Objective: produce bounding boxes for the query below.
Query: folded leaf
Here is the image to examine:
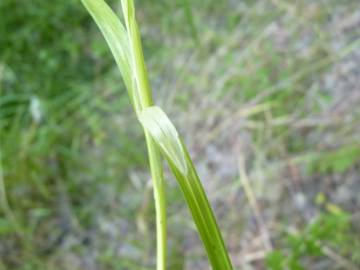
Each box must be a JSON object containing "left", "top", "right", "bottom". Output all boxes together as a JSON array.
[
  {"left": 139, "top": 106, "right": 187, "bottom": 175},
  {"left": 140, "top": 106, "right": 233, "bottom": 270}
]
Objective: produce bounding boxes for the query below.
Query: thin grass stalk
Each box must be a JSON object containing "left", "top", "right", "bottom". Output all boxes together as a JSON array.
[
  {"left": 182, "top": 0, "right": 198, "bottom": 43},
  {"left": 82, "top": 0, "right": 234, "bottom": 269},
  {"left": 0, "top": 150, "right": 23, "bottom": 238},
  {"left": 81, "top": 0, "right": 167, "bottom": 269},
  {"left": 144, "top": 134, "right": 167, "bottom": 270},
  {"left": 120, "top": 1, "right": 167, "bottom": 268}
]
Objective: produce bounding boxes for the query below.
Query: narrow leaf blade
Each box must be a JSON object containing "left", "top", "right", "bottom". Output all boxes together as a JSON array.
[
  {"left": 139, "top": 106, "right": 187, "bottom": 175},
  {"left": 81, "top": 0, "right": 139, "bottom": 109},
  {"left": 140, "top": 106, "right": 233, "bottom": 270}
]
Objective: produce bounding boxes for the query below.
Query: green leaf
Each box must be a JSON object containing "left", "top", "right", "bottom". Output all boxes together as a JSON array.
[
  {"left": 81, "top": 0, "right": 140, "bottom": 111},
  {"left": 81, "top": 2, "right": 167, "bottom": 270},
  {"left": 139, "top": 107, "right": 187, "bottom": 174},
  {"left": 82, "top": 1, "right": 233, "bottom": 269},
  {"left": 181, "top": 0, "right": 198, "bottom": 43},
  {"left": 121, "top": 0, "right": 153, "bottom": 110},
  {"left": 140, "top": 106, "right": 233, "bottom": 270}
]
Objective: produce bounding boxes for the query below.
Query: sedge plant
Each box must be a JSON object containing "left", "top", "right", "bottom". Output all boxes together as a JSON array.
[{"left": 81, "top": 0, "right": 233, "bottom": 269}]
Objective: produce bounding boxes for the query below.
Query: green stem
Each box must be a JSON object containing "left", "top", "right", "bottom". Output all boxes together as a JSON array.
[
  {"left": 145, "top": 134, "right": 167, "bottom": 270},
  {"left": 0, "top": 151, "right": 22, "bottom": 238},
  {"left": 121, "top": 1, "right": 167, "bottom": 269},
  {"left": 81, "top": 0, "right": 168, "bottom": 268}
]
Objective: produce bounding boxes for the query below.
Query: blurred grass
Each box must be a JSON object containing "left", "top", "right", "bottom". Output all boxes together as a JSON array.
[
  {"left": 1, "top": 0, "right": 147, "bottom": 268},
  {"left": 1, "top": 0, "right": 360, "bottom": 269}
]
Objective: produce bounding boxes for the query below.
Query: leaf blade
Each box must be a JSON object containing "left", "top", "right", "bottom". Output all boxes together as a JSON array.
[
  {"left": 81, "top": 2, "right": 167, "bottom": 269},
  {"left": 140, "top": 106, "right": 233, "bottom": 270},
  {"left": 139, "top": 106, "right": 187, "bottom": 175},
  {"left": 81, "top": 0, "right": 139, "bottom": 110}
]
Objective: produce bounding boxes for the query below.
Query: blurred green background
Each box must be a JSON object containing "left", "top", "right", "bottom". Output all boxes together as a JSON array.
[{"left": 1, "top": 0, "right": 360, "bottom": 269}]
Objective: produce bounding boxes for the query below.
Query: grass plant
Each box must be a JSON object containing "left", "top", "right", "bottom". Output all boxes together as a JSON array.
[
  {"left": 81, "top": 0, "right": 233, "bottom": 269},
  {"left": 2, "top": 0, "right": 359, "bottom": 268}
]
